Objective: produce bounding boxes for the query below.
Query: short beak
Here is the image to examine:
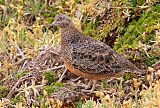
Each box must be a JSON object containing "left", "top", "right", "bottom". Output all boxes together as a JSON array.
[
  {"left": 51, "top": 21, "right": 58, "bottom": 26},
  {"left": 49, "top": 21, "right": 58, "bottom": 29}
]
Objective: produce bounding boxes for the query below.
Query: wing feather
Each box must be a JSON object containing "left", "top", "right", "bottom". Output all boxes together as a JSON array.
[{"left": 70, "top": 40, "right": 124, "bottom": 74}]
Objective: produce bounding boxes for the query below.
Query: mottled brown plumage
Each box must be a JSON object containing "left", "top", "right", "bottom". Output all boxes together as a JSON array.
[{"left": 52, "top": 14, "right": 145, "bottom": 92}]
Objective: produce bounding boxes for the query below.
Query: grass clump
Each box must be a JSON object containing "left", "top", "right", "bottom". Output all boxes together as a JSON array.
[
  {"left": 14, "top": 70, "right": 29, "bottom": 79},
  {"left": 113, "top": 4, "right": 160, "bottom": 65},
  {"left": 10, "top": 95, "right": 25, "bottom": 105},
  {"left": 0, "top": 86, "right": 8, "bottom": 98},
  {"left": 44, "top": 82, "right": 64, "bottom": 95},
  {"left": 114, "top": 4, "right": 160, "bottom": 52},
  {"left": 43, "top": 70, "right": 57, "bottom": 85}
]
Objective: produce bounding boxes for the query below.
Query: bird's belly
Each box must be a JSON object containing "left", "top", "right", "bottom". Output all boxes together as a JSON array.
[{"left": 64, "top": 60, "right": 111, "bottom": 80}]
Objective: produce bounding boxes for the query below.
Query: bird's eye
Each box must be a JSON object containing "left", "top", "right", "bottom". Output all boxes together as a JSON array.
[{"left": 59, "top": 16, "right": 63, "bottom": 20}]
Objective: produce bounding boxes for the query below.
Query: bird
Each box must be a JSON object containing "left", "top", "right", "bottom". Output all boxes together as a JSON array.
[{"left": 52, "top": 14, "right": 145, "bottom": 93}]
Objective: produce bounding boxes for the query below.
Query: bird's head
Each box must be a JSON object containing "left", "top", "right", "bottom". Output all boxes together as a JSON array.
[{"left": 52, "top": 14, "right": 74, "bottom": 28}]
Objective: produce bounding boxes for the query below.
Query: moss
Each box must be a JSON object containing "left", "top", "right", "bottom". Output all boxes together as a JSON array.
[
  {"left": 0, "top": 86, "right": 8, "bottom": 98},
  {"left": 112, "top": 4, "right": 160, "bottom": 65},
  {"left": 76, "top": 100, "right": 83, "bottom": 108},
  {"left": 92, "top": 0, "right": 132, "bottom": 41},
  {"left": 37, "top": 94, "right": 43, "bottom": 101},
  {"left": 145, "top": 55, "right": 160, "bottom": 67},
  {"left": 42, "top": 7, "right": 58, "bottom": 24},
  {"left": 10, "top": 95, "right": 25, "bottom": 105},
  {"left": 82, "top": 100, "right": 94, "bottom": 108},
  {"left": 47, "top": 17, "right": 54, "bottom": 24},
  {"left": 114, "top": 4, "right": 160, "bottom": 52},
  {"left": 14, "top": 70, "right": 29, "bottom": 79},
  {"left": 43, "top": 82, "right": 64, "bottom": 95},
  {"left": 123, "top": 73, "right": 133, "bottom": 81},
  {"left": 43, "top": 70, "right": 58, "bottom": 85},
  {"left": 83, "top": 19, "right": 99, "bottom": 39}
]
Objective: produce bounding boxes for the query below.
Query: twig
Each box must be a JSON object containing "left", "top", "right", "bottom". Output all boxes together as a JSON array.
[
  {"left": 72, "top": 77, "right": 81, "bottom": 82},
  {"left": 14, "top": 42, "right": 25, "bottom": 59},
  {"left": 153, "top": 60, "right": 160, "bottom": 66},
  {"left": 6, "top": 76, "right": 35, "bottom": 99},
  {"left": 21, "top": 60, "right": 28, "bottom": 70},
  {"left": 58, "top": 68, "right": 67, "bottom": 82},
  {"left": 39, "top": 65, "right": 65, "bottom": 72},
  {"left": 109, "top": 5, "right": 149, "bottom": 9},
  {"left": 1, "top": 74, "right": 12, "bottom": 82},
  {"left": 13, "top": 57, "right": 30, "bottom": 65},
  {"left": 15, "top": 84, "right": 44, "bottom": 97},
  {"left": 144, "top": 48, "right": 150, "bottom": 58}
]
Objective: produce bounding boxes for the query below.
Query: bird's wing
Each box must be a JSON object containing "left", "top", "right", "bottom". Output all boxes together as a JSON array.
[{"left": 70, "top": 39, "right": 129, "bottom": 74}]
